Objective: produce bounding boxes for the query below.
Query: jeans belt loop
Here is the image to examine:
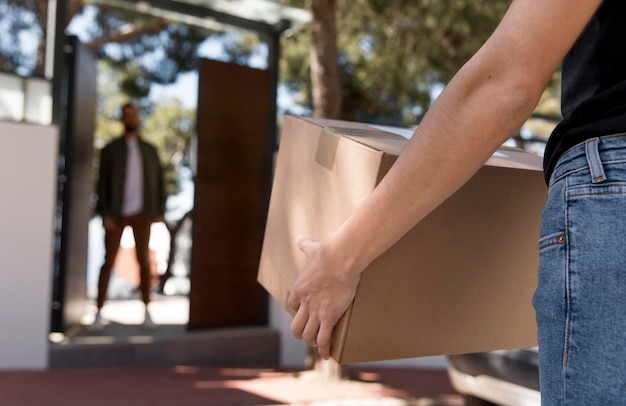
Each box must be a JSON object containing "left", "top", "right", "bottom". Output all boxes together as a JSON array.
[{"left": 585, "top": 137, "right": 606, "bottom": 183}]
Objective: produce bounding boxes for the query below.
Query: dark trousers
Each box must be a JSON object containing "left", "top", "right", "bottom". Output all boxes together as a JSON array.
[{"left": 97, "top": 214, "right": 153, "bottom": 309}]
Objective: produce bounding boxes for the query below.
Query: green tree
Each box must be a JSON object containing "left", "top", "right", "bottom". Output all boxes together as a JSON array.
[
  {"left": 0, "top": 0, "right": 48, "bottom": 75},
  {"left": 0, "top": 0, "right": 262, "bottom": 99},
  {"left": 283, "top": 0, "right": 513, "bottom": 124},
  {"left": 142, "top": 101, "right": 195, "bottom": 196},
  {"left": 283, "top": 0, "right": 561, "bottom": 152},
  {"left": 1, "top": 1, "right": 213, "bottom": 89}
]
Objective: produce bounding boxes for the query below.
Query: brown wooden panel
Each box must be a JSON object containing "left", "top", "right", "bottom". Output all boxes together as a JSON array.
[{"left": 189, "top": 59, "right": 271, "bottom": 329}]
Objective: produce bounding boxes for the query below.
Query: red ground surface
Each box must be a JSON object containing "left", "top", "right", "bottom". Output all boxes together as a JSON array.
[{"left": 0, "top": 365, "right": 463, "bottom": 405}]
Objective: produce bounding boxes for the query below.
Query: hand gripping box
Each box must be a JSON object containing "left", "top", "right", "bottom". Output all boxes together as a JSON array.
[{"left": 258, "top": 115, "right": 547, "bottom": 364}]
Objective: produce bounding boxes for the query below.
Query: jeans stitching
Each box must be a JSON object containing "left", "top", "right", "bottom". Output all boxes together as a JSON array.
[
  {"left": 567, "top": 183, "right": 626, "bottom": 199},
  {"left": 564, "top": 178, "right": 572, "bottom": 364},
  {"left": 550, "top": 155, "right": 626, "bottom": 187},
  {"left": 551, "top": 165, "right": 587, "bottom": 186},
  {"left": 562, "top": 175, "right": 572, "bottom": 404}
]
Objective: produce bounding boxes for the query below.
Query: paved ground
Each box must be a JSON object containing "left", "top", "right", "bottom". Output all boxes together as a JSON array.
[
  {"left": 0, "top": 365, "right": 463, "bottom": 406},
  {"left": 34, "top": 294, "right": 464, "bottom": 405}
]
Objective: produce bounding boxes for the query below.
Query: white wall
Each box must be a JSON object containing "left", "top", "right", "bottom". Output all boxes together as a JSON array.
[{"left": 0, "top": 122, "right": 58, "bottom": 369}]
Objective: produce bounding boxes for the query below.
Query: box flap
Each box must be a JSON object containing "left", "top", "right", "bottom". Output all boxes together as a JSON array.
[{"left": 301, "top": 116, "right": 543, "bottom": 172}]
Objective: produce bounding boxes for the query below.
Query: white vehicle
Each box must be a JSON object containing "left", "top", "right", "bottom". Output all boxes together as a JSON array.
[{"left": 447, "top": 348, "right": 540, "bottom": 405}]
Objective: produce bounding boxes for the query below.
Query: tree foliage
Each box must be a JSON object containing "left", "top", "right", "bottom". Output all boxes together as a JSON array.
[
  {"left": 1, "top": 0, "right": 560, "bottom": 144},
  {"left": 0, "top": 0, "right": 47, "bottom": 75},
  {"left": 282, "top": 0, "right": 512, "bottom": 124},
  {"left": 0, "top": 0, "right": 226, "bottom": 97},
  {"left": 78, "top": 2, "right": 219, "bottom": 99}
]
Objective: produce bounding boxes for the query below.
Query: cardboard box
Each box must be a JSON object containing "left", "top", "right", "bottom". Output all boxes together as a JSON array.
[{"left": 258, "top": 115, "right": 547, "bottom": 364}]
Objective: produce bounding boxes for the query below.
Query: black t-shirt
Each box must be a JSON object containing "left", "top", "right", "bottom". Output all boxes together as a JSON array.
[{"left": 543, "top": 0, "right": 626, "bottom": 184}]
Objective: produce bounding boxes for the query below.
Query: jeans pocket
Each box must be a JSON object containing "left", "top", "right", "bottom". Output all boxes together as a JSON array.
[{"left": 533, "top": 231, "right": 567, "bottom": 330}]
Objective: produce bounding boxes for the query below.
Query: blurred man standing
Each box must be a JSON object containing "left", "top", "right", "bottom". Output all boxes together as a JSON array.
[{"left": 92, "top": 102, "right": 166, "bottom": 331}]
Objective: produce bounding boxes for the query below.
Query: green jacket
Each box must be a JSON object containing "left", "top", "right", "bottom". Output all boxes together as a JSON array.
[{"left": 96, "top": 135, "right": 166, "bottom": 221}]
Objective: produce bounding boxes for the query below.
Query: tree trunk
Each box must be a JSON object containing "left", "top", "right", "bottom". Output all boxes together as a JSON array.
[
  {"left": 31, "top": 0, "right": 85, "bottom": 77},
  {"left": 33, "top": 0, "right": 48, "bottom": 77},
  {"left": 310, "top": 0, "right": 342, "bottom": 119}
]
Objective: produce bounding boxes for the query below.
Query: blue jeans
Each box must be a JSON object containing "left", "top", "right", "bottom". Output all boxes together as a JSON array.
[{"left": 534, "top": 134, "right": 626, "bottom": 405}]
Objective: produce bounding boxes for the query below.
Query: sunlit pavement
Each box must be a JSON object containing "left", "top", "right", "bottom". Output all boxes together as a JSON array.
[
  {"left": 42, "top": 298, "right": 461, "bottom": 406},
  {"left": 0, "top": 365, "right": 463, "bottom": 406}
]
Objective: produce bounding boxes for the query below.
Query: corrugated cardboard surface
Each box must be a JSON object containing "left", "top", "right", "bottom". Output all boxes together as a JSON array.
[{"left": 258, "top": 115, "right": 547, "bottom": 364}]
